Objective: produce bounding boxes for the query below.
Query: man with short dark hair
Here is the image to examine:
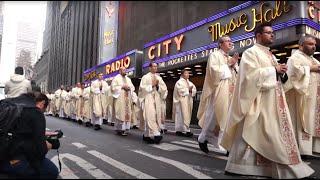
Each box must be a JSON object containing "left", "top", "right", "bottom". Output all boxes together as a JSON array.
[
  {"left": 221, "top": 23, "right": 314, "bottom": 178},
  {"left": 5, "top": 66, "right": 32, "bottom": 98},
  {"left": 0, "top": 92, "right": 59, "bottom": 179}
]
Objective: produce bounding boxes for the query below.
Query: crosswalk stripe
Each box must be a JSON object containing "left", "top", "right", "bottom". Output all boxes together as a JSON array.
[
  {"left": 87, "top": 150, "right": 155, "bottom": 179},
  {"left": 52, "top": 153, "right": 112, "bottom": 179},
  {"left": 151, "top": 142, "right": 228, "bottom": 160},
  {"left": 51, "top": 155, "right": 79, "bottom": 179},
  {"left": 171, "top": 141, "right": 227, "bottom": 155},
  {"left": 132, "top": 150, "right": 212, "bottom": 179},
  {"left": 182, "top": 139, "right": 220, "bottom": 149},
  {"left": 72, "top": 142, "right": 87, "bottom": 149},
  {"left": 182, "top": 140, "right": 198, "bottom": 144}
]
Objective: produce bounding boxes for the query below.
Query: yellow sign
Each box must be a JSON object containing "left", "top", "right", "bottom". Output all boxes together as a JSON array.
[
  {"left": 147, "top": 34, "right": 184, "bottom": 60},
  {"left": 308, "top": 1, "right": 320, "bottom": 23},
  {"left": 84, "top": 71, "right": 97, "bottom": 82},
  {"left": 105, "top": 56, "right": 131, "bottom": 75},
  {"left": 104, "top": 30, "right": 114, "bottom": 45},
  {"left": 208, "top": 1, "right": 291, "bottom": 41}
]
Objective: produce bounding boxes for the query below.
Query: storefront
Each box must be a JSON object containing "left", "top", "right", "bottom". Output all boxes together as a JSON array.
[
  {"left": 142, "top": 1, "right": 320, "bottom": 124},
  {"left": 83, "top": 49, "right": 143, "bottom": 86}
]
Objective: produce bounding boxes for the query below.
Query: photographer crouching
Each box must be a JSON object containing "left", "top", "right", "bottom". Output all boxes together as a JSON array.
[{"left": 0, "top": 92, "right": 60, "bottom": 179}]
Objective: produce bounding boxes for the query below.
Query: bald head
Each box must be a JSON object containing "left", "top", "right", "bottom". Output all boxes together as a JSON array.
[{"left": 119, "top": 67, "right": 127, "bottom": 76}]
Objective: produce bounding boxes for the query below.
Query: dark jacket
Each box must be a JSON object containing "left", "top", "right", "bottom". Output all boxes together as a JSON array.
[{"left": 7, "top": 94, "right": 48, "bottom": 171}]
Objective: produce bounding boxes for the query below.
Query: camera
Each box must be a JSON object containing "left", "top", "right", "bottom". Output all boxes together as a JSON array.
[
  {"left": 45, "top": 130, "right": 63, "bottom": 140},
  {"left": 45, "top": 130, "right": 63, "bottom": 150}
]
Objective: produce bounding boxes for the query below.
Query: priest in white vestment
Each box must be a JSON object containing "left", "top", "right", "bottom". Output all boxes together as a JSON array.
[
  {"left": 83, "top": 83, "right": 92, "bottom": 127},
  {"left": 197, "top": 35, "right": 239, "bottom": 153},
  {"left": 138, "top": 62, "right": 168, "bottom": 144},
  {"left": 131, "top": 91, "right": 139, "bottom": 129},
  {"left": 173, "top": 69, "right": 196, "bottom": 137},
  {"left": 72, "top": 82, "right": 84, "bottom": 124},
  {"left": 285, "top": 35, "right": 320, "bottom": 157},
  {"left": 61, "top": 86, "right": 72, "bottom": 119},
  {"left": 221, "top": 23, "right": 314, "bottom": 179},
  {"left": 111, "top": 67, "right": 135, "bottom": 136},
  {"left": 90, "top": 73, "right": 110, "bottom": 130},
  {"left": 54, "top": 85, "right": 65, "bottom": 118}
]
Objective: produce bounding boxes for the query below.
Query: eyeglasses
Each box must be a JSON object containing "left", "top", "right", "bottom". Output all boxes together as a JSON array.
[{"left": 262, "top": 31, "right": 274, "bottom": 35}]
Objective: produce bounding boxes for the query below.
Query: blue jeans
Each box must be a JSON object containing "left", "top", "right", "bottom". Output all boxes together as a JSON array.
[{"left": 0, "top": 157, "right": 59, "bottom": 179}]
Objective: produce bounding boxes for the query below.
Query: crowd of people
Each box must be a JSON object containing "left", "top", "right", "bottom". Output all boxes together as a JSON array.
[{"left": 5, "top": 22, "right": 319, "bottom": 178}]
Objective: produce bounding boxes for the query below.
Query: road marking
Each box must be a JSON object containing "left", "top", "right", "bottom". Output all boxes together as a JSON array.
[
  {"left": 46, "top": 128, "right": 51, "bottom": 131},
  {"left": 132, "top": 150, "right": 212, "bottom": 179},
  {"left": 51, "top": 155, "right": 78, "bottom": 179},
  {"left": 72, "top": 142, "right": 87, "bottom": 149},
  {"left": 87, "top": 150, "right": 155, "bottom": 179},
  {"left": 151, "top": 143, "right": 228, "bottom": 160},
  {"left": 171, "top": 141, "right": 227, "bottom": 155},
  {"left": 51, "top": 153, "right": 112, "bottom": 179}
]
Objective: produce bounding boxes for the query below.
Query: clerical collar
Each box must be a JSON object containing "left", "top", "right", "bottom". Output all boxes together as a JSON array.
[
  {"left": 180, "top": 77, "right": 188, "bottom": 81},
  {"left": 218, "top": 49, "right": 229, "bottom": 57},
  {"left": 255, "top": 43, "right": 270, "bottom": 51}
]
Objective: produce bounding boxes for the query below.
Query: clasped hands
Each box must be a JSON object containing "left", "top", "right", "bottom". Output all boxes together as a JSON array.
[
  {"left": 275, "top": 63, "right": 288, "bottom": 74},
  {"left": 228, "top": 53, "right": 240, "bottom": 67},
  {"left": 122, "top": 85, "right": 131, "bottom": 91}
]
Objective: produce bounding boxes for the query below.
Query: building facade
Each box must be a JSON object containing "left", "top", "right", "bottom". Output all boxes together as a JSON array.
[
  {"left": 15, "top": 21, "right": 39, "bottom": 68},
  {"left": 0, "top": 1, "right": 4, "bottom": 63},
  {"left": 33, "top": 1, "right": 53, "bottom": 92},
  {"left": 46, "top": 1, "right": 100, "bottom": 91},
  {"left": 41, "top": 1, "right": 320, "bottom": 122}
]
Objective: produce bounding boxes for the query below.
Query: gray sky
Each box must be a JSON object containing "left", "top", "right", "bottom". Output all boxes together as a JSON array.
[{"left": 0, "top": 1, "right": 47, "bottom": 84}]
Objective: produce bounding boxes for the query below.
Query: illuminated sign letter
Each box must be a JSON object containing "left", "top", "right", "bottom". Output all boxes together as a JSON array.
[
  {"left": 148, "top": 45, "right": 156, "bottom": 60},
  {"left": 174, "top": 34, "right": 184, "bottom": 51}
]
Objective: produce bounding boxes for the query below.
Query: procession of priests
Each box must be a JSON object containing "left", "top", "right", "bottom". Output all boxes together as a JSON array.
[{"left": 44, "top": 23, "right": 319, "bottom": 178}]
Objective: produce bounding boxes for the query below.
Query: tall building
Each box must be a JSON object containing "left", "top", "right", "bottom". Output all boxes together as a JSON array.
[
  {"left": 15, "top": 21, "right": 39, "bottom": 68},
  {"left": 0, "top": 1, "right": 4, "bottom": 64},
  {"left": 45, "top": 1, "right": 100, "bottom": 91},
  {"left": 34, "top": 1, "right": 52, "bottom": 92}
]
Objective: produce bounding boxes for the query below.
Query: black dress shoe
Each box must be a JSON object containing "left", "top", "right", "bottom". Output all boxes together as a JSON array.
[
  {"left": 226, "top": 151, "right": 229, "bottom": 157},
  {"left": 176, "top": 131, "right": 184, "bottom": 136},
  {"left": 131, "top": 125, "right": 139, "bottom": 129},
  {"left": 94, "top": 125, "right": 101, "bottom": 130},
  {"left": 85, "top": 122, "right": 90, "bottom": 127},
  {"left": 198, "top": 140, "right": 209, "bottom": 153},
  {"left": 78, "top": 120, "right": 83, "bottom": 125},
  {"left": 154, "top": 136, "right": 163, "bottom": 144},
  {"left": 185, "top": 132, "right": 193, "bottom": 137},
  {"left": 111, "top": 122, "right": 115, "bottom": 126},
  {"left": 121, "top": 131, "right": 128, "bottom": 136},
  {"left": 142, "top": 134, "right": 154, "bottom": 144},
  {"left": 301, "top": 155, "right": 315, "bottom": 160},
  {"left": 224, "top": 171, "right": 239, "bottom": 176}
]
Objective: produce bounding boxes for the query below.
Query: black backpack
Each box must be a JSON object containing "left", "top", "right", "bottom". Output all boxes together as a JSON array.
[{"left": 0, "top": 99, "right": 24, "bottom": 161}]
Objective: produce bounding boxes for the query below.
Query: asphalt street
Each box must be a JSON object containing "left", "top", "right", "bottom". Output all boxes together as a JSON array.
[{"left": 42, "top": 116, "right": 320, "bottom": 179}]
